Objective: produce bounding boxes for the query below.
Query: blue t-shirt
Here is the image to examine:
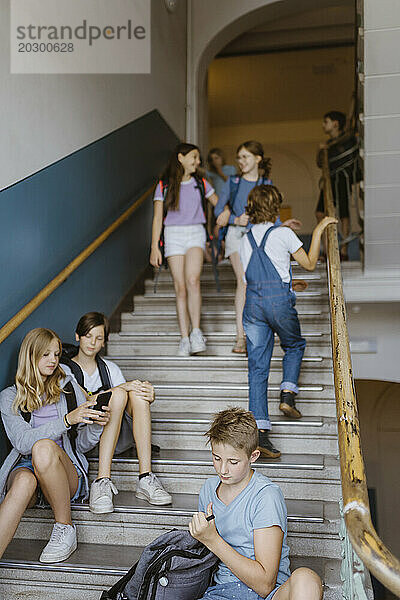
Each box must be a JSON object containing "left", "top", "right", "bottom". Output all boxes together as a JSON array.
[
  {"left": 206, "top": 165, "right": 236, "bottom": 198},
  {"left": 198, "top": 470, "right": 291, "bottom": 586},
  {"left": 214, "top": 177, "right": 273, "bottom": 225}
]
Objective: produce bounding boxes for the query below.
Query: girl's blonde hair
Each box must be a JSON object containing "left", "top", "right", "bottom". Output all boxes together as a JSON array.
[
  {"left": 13, "top": 328, "right": 65, "bottom": 414},
  {"left": 246, "top": 184, "right": 282, "bottom": 224}
]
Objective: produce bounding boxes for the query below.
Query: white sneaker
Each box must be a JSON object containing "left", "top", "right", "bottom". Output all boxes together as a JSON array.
[
  {"left": 177, "top": 336, "right": 191, "bottom": 357},
  {"left": 190, "top": 328, "right": 206, "bottom": 354},
  {"left": 89, "top": 478, "right": 118, "bottom": 514},
  {"left": 135, "top": 473, "right": 172, "bottom": 505},
  {"left": 39, "top": 523, "right": 77, "bottom": 563}
]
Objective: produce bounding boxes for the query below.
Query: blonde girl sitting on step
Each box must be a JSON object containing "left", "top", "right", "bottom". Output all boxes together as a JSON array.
[{"left": 0, "top": 328, "right": 108, "bottom": 564}]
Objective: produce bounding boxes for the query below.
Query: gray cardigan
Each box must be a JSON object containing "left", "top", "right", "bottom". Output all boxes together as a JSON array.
[{"left": 0, "top": 375, "right": 103, "bottom": 502}]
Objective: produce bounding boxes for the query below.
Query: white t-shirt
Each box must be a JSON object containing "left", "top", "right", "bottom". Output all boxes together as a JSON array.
[
  {"left": 62, "top": 358, "right": 126, "bottom": 393},
  {"left": 239, "top": 223, "right": 303, "bottom": 283}
]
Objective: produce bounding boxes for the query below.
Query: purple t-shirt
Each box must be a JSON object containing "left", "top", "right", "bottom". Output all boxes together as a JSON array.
[
  {"left": 153, "top": 177, "right": 215, "bottom": 226},
  {"left": 31, "top": 403, "right": 63, "bottom": 449}
]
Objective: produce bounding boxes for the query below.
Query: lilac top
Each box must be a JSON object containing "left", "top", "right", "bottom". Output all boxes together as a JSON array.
[
  {"left": 31, "top": 403, "right": 63, "bottom": 449},
  {"left": 153, "top": 177, "right": 215, "bottom": 226}
]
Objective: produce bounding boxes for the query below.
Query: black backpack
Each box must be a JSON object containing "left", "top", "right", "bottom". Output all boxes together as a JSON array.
[
  {"left": 60, "top": 344, "right": 112, "bottom": 395},
  {"left": 101, "top": 530, "right": 219, "bottom": 600}
]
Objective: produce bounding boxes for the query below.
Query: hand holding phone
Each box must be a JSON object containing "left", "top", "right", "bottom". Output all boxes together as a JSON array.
[{"left": 92, "top": 391, "right": 112, "bottom": 412}]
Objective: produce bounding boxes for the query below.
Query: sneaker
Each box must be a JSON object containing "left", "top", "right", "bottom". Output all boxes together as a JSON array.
[
  {"left": 258, "top": 430, "right": 281, "bottom": 459},
  {"left": 190, "top": 328, "right": 206, "bottom": 354},
  {"left": 177, "top": 337, "right": 191, "bottom": 357},
  {"left": 89, "top": 477, "right": 118, "bottom": 514},
  {"left": 279, "top": 391, "right": 302, "bottom": 419},
  {"left": 39, "top": 523, "right": 77, "bottom": 563},
  {"left": 135, "top": 473, "right": 172, "bottom": 505}
]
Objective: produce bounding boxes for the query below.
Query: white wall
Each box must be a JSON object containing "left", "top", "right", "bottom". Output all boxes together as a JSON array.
[
  {"left": 363, "top": 0, "right": 400, "bottom": 271},
  {"left": 348, "top": 303, "right": 400, "bottom": 383},
  {"left": 0, "top": 0, "right": 187, "bottom": 190}
]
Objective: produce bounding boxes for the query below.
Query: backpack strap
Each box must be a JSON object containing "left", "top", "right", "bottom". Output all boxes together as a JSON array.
[
  {"left": 62, "top": 357, "right": 85, "bottom": 389},
  {"left": 96, "top": 356, "right": 112, "bottom": 391},
  {"left": 228, "top": 176, "right": 241, "bottom": 211}
]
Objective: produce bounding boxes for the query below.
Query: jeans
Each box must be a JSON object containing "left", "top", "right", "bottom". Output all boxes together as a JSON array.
[{"left": 243, "top": 290, "right": 306, "bottom": 430}]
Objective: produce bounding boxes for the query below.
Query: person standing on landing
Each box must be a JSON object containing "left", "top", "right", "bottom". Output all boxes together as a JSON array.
[
  {"left": 61, "top": 312, "right": 171, "bottom": 513},
  {"left": 215, "top": 141, "right": 301, "bottom": 354},
  {"left": 189, "top": 407, "right": 322, "bottom": 600},
  {"left": 206, "top": 148, "right": 236, "bottom": 198},
  {"left": 240, "top": 185, "right": 337, "bottom": 458},
  {"left": 0, "top": 328, "right": 108, "bottom": 564},
  {"left": 150, "top": 143, "right": 218, "bottom": 357}
]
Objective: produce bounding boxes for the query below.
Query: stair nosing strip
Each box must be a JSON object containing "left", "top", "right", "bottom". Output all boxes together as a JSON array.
[
  {"left": 0, "top": 559, "right": 125, "bottom": 576},
  {"left": 93, "top": 458, "right": 325, "bottom": 470}
]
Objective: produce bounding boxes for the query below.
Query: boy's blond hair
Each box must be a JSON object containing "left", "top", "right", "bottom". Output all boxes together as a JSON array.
[{"left": 205, "top": 407, "right": 259, "bottom": 457}]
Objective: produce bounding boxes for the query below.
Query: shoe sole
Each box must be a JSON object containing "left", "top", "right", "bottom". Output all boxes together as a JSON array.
[
  {"left": 135, "top": 491, "right": 172, "bottom": 505},
  {"left": 258, "top": 445, "right": 281, "bottom": 459},
  {"left": 39, "top": 539, "right": 77, "bottom": 564},
  {"left": 89, "top": 504, "right": 114, "bottom": 514},
  {"left": 190, "top": 345, "right": 206, "bottom": 354},
  {"left": 279, "top": 402, "right": 302, "bottom": 419}
]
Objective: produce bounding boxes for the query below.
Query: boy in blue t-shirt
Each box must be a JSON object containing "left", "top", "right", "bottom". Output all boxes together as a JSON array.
[{"left": 189, "top": 408, "right": 322, "bottom": 600}]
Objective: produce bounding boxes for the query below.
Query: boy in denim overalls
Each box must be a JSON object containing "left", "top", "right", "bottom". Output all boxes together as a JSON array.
[{"left": 239, "top": 185, "right": 336, "bottom": 458}]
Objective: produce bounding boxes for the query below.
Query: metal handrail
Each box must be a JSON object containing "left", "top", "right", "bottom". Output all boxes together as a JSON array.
[
  {"left": 0, "top": 186, "right": 154, "bottom": 345},
  {"left": 322, "top": 148, "right": 400, "bottom": 597}
]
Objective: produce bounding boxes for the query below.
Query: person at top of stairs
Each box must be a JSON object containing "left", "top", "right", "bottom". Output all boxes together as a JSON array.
[
  {"left": 0, "top": 328, "right": 107, "bottom": 564},
  {"left": 189, "top": 407, "right": 323, "bottom": 600},
  {"left": 61, "top": 312, "right": 172, "bottom": 513},
  {"left": 214, "top": 141, "right": 302, "bottom": 354},
  {"left": 239, "top": 185, "right": 337, "bottom": 458},
  {"left": 150, "top": 143, "right": 218, "bottom": 357}
]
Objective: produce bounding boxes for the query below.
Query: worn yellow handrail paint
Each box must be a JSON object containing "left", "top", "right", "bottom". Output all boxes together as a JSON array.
[
  {"left": 322, "top": 148, "right": 400, "bottom": 597},
  {"left": 0, "top": 186, "right": 154, "bottom": 345}
]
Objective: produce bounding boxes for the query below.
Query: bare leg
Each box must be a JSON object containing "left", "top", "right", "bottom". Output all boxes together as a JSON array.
[
  {"left": 126, "top": 391, "right": 152, "bottom": 475},
  {"left": 229, "top": 251, "right": 247, "bottom": 342},
  {"left": 31, "top": 439, "right": 79, "bottom": 525},
  {"left": 97, "top": 387, "right": 127, "bottom": 479},
  {"left": 273, "top": 567, "right": 322, "bottom": 600},
  {"left": 184, "top": 247, "right": 204, "bottom": 331},
  {"left": 0, "top": 468, "right": 38, "bottom": 558},
  {"left": 168, "top": 255, "right": 190, "bottom": 338}
]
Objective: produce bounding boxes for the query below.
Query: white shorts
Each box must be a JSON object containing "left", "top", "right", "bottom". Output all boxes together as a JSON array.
[
  {"left": 164, "top": 224, "right": 206, "bottom": 258},
  {"left": 225, "top": 224, "right": 247, "bottom": 258}
]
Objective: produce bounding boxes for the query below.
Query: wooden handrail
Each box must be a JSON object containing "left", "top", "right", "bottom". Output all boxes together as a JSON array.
[
  {"left": 322, "top": 149, "right": 400, "bottom": 596},
  {"left": 0, "top": 186, "right": 154, "bottom": 345}
]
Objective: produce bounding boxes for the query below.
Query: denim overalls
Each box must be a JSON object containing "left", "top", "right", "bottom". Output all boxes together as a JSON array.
[{"left": 243, "top": 226, "right": 306, "bottom": 431}]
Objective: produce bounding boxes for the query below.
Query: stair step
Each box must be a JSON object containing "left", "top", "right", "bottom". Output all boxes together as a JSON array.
[
  {"left": 16, "top": 495, "right": 340, "bottom": 551},
  {"left": 155, "top": 265, "right": 325, "bottom": 282},
  {"left": 121, "top": 310, "right": 330, "bottom": 332},
  {"left": 134, "top": 293, "right": 328, "bottom": 312},
  {"left": 0, "top": 540, "right": 342, "bottom": 600},
  {"left": 88, "top": 450, "right": 341, "bottom": 501},
  {"left": 107, "top": 332, "right": 332, "bottom": 357},
  {"left": 144, "top": 412, "right": 338, "bottom": 454},
  {"left": 114, "top": 355, "right": 334, "bottom": 385},
  {"left": 146, "top": 278, "right": 327, "bottom": 293}
]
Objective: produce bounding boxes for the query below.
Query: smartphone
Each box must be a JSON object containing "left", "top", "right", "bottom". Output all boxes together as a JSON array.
[{"left": 92, "top": 391, "right": 112, "bottom": 412}]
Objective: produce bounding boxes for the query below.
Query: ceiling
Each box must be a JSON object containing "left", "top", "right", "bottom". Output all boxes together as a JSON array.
[{"left": 217, "top": 4, "right": 355, "bottom": 57}]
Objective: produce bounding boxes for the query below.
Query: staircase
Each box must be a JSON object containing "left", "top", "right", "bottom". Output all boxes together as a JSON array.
[{"left": 0, "top": 261, "right": 344, "bottom": 600}]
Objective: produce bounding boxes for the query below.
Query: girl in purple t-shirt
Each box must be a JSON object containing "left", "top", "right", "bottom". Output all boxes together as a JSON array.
[{"left": 150, "top": 143, "right": 218, "bottom": 357}]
